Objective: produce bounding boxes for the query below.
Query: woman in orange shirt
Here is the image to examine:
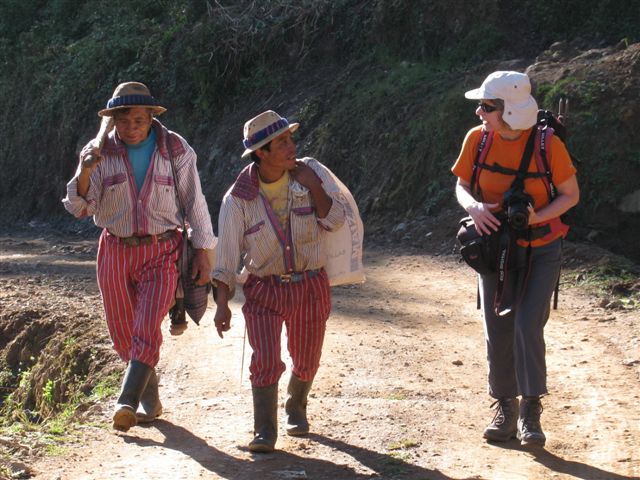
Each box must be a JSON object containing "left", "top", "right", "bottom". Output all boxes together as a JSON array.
[{"left": 452, "top": 71, "right": 579, "bottom": 447}]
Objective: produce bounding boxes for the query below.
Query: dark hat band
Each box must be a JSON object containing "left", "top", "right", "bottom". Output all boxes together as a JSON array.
[
  {"left": 106, "top": 94, "right": 159, "bottom": 110},
  {"left": 243, "top": 118, "right": 289, "bottom": 149}
]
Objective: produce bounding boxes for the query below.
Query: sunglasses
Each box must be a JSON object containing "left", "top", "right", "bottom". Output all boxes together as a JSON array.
[{"left": 478, "top": 102, "right": 499, "bottom": 113}]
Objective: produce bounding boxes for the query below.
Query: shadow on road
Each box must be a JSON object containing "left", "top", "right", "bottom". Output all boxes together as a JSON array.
[
  {"left": 488, "top": 440, "right": 637, "bottom": 479},
  {"left": 122, "top": 420, "right": 474, "bottom": 479},
  {"left": 532, "top": 449, "right": 638, "bottom": 480},
  {"left": 308, "top": 433, "right": 481, "bottom": 480}
]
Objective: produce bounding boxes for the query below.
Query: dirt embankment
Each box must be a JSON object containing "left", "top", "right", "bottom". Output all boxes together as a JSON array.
[{"left": 0, "top": 229, "right": 638, "bottom": 479}]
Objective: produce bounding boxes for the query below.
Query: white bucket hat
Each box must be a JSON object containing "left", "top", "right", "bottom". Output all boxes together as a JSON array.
[
  {"left": 241, "top": 110, "right": 299, "bottom": 158},
  {"left": 464, "top": 71, "right": 538, "bottom": 130}
]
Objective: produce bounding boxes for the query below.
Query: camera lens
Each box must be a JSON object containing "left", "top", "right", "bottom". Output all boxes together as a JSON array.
[{"left": 508, "top": 206, "right": 529, "bottom": 230}]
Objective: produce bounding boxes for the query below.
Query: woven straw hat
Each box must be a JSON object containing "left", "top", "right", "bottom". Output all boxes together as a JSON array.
[
  {"left": 98, "top": 82, "right": 166, "bottom": 117},
  {"left": 241, "top": 110, "right": 299, "bottom": 158}
]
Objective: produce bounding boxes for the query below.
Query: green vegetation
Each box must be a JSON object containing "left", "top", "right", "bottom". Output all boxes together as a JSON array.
[
  {"left": 0, "top": 0, "right": 637, "bottom": 355},
  {"left": 0, "top": 369, "right": 119, "bottom": 461},
  {"left": 388, "top": 439, "right": 419, "bottom": 450},
  {"left": 572, "top": 262, "right": 640, "bottom": 309},
  {"left": 0, "top": 0, "right": 638, "bottom": 225},
  {"left": 0, "top": 327, "right": 119, "bottom": 444},
  {"left": 0, "top": 1, "right": 639, "bottom": 455},
  {"left": 89, "top": 373, "right": 121, "bottom": 401},
  {"left": 386, "top": 391, "right": 408, "bottom": 401}
]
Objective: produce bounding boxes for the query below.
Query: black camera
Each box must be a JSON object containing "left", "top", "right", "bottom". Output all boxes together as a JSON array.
[{"left": 503, "top": 184, "right": 533, "bottom": 230}]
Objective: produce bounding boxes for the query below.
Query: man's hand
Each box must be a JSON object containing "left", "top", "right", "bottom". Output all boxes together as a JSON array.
[
  {"left": 290, "top": 161, "right": 322, "bottom": 190},
  {"left": 191, "top": 248, "right": 211, "bottom": 286},
  {"left": 213, "top": 281, "right": 232, "bottom": 338},
  {"left": 80, "top": 140, "right": 103, "bottom": 173},
  {"left": 77, "top": 141, "right": 102, "bottom": 198},
  {"left": 290, "top": 161, "right": 332, "bottom": 218},
  {"left": 213, "top": 304, "right": 232, "bottom": 338}
]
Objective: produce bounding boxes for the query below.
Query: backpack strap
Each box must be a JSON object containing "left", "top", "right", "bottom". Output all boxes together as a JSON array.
[
  {"left": 470, "top": 129, "right": 493, "bottom": 198},
  {"left": 472, "top": 128, "right": 551, "bottom": 195},
  {"left": 477, "top": 162, "right": 547, "bottom": 178},
  {"left": 534, "top": 125, "right": 557, "bottom": 201},
  {"left": 516, "top": 128, "right": 538, "bottom": 181}
]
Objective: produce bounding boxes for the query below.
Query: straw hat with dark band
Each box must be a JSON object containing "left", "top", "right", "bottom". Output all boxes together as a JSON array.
[
  {"left": 98, "top": 82, "right": 166, "bottom": 117},
  {"left": 241, "top": 110, "right": 299, "bottom": 158}
]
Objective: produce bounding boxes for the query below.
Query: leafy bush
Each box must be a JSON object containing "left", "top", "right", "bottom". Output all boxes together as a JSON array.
[{"left": 0, "top": 0, "right": 638, "bottom": 259}]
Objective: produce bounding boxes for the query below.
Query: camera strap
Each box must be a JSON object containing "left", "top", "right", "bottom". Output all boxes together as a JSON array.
[
  {"left": 492, "top": 129, "right": 537, "bottom": 316},
  {"left": 493, "top": 225, "right": 515, "bottom": 316}
]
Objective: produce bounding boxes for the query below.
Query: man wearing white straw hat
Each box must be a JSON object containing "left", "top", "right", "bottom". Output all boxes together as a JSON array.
[
  {"left": 63, "top": 81, "right": 216, "bottom": 432},
  {"left": 212, "top": 110, "right": 347, "bottom": 452}
]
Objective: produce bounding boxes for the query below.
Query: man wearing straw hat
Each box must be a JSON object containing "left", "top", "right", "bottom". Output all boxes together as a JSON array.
[
  {"left": 212, "top": 110, "right": 346, "bottom": 452},
  {"left": 63, "top": 81, "right": 216, "bottom": 432}
]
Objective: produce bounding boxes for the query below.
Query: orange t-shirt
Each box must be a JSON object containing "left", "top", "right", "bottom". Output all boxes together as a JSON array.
[{"left": 452, "top": 125, "right": 577, "bottom": 246}]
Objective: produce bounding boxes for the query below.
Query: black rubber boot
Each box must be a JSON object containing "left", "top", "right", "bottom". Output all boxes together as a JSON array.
[
  {"left": 113, "top": 360, "right": 153, "bottom": 432},
  {"left": 285, "top": 375, "right": 313, "bottom": 436},
  {"left": 517, "top": 396, "right": 546, "bottom": 447},
  {"left": 136, "top": 367, "right": 163, "bottom": 423},
  {"left": 248, "top": 384, "right": 278, "bottom": 453},
  {"left": 483, "top": 397, "right": 519, "bottom": 442}
]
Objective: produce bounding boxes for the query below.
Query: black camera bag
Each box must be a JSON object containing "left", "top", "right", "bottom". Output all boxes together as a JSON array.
[{"left": 456, "top": 217, "right": 500, "bottom": 275}]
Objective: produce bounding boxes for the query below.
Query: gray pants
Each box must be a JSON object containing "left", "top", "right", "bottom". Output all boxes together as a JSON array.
[{"left": 479, "top": 238, "right": 562, "bottom": 398}]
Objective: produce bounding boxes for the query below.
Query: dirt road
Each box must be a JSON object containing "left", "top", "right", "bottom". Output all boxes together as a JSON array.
[{"left": 2, "top": 232, "right": 639, "bottom": 479}]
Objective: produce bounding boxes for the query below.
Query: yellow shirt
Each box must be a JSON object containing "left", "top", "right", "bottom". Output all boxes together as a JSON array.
[
  {"left": 213, "top": 161, "right": 346, "bottom": 289},
  {"left": 260, "top": 171, "right": 290, "bottom": 231}
]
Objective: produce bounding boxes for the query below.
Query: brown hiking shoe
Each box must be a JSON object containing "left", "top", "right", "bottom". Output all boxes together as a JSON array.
[
  {"left": 518, "top": 396, "right": 546, "bottom": 447},
  {"left": 483, "top": 397, "right": 518, "bottom": 442}
]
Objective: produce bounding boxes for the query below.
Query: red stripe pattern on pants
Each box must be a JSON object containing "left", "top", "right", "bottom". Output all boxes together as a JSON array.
[
  {"left": 242, "top": 269, "right": 331, "bottom": 387},
  {"left": 97, "top": 229, "right": 181, "bottom": 367}
]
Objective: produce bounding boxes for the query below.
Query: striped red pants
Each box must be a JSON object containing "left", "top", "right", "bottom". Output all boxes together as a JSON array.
[
  {"left": 97, "top": 230, "right": 181, "bottom": 367},
  {"left": 242, "top": 269, "right": 332, "bottom": 387}
]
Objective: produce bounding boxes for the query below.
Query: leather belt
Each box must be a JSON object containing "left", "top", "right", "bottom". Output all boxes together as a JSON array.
[
  {"left": 118, "top": 230, "right": 176, "bottom": 247},
  {"left": 267, "top": 268, "right": 322, "bottom": 285}
]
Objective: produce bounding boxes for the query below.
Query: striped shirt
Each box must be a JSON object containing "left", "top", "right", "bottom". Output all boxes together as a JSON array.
[
  {"left": 212, "top": 160, "right": 345, "bottom": 290},
  {"left": 63, "top": 119, "right": 216, "bottom": 249}
]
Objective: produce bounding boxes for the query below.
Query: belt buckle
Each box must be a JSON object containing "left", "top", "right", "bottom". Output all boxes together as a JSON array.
[
  {"left": 121, "top": 237, "right": 139, "bottom": 247},
  {"left": 279, "top": 273, "right": 292, "bottom": 284}
]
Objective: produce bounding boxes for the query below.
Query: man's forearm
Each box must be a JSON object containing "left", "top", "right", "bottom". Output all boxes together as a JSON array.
[
  {"left": 215, "top": 280, "right": 231, "bottom": 306},
  {"left": 77, "top": 169, "right": 92, "bottom": 198}
]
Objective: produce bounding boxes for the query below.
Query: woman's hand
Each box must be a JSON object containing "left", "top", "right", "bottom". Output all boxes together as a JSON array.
[
  {"left": 467, "top": 201, "right": 501, "bottom": 235},
  {"left": 456, "top": 179, "right": 500, "bottom": 235},
  {"left": 527, "top": 175, "right": 579, "bottom": 225},
  {"left": 527, "top": 205, "right": 543, "bottom": 225}
]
